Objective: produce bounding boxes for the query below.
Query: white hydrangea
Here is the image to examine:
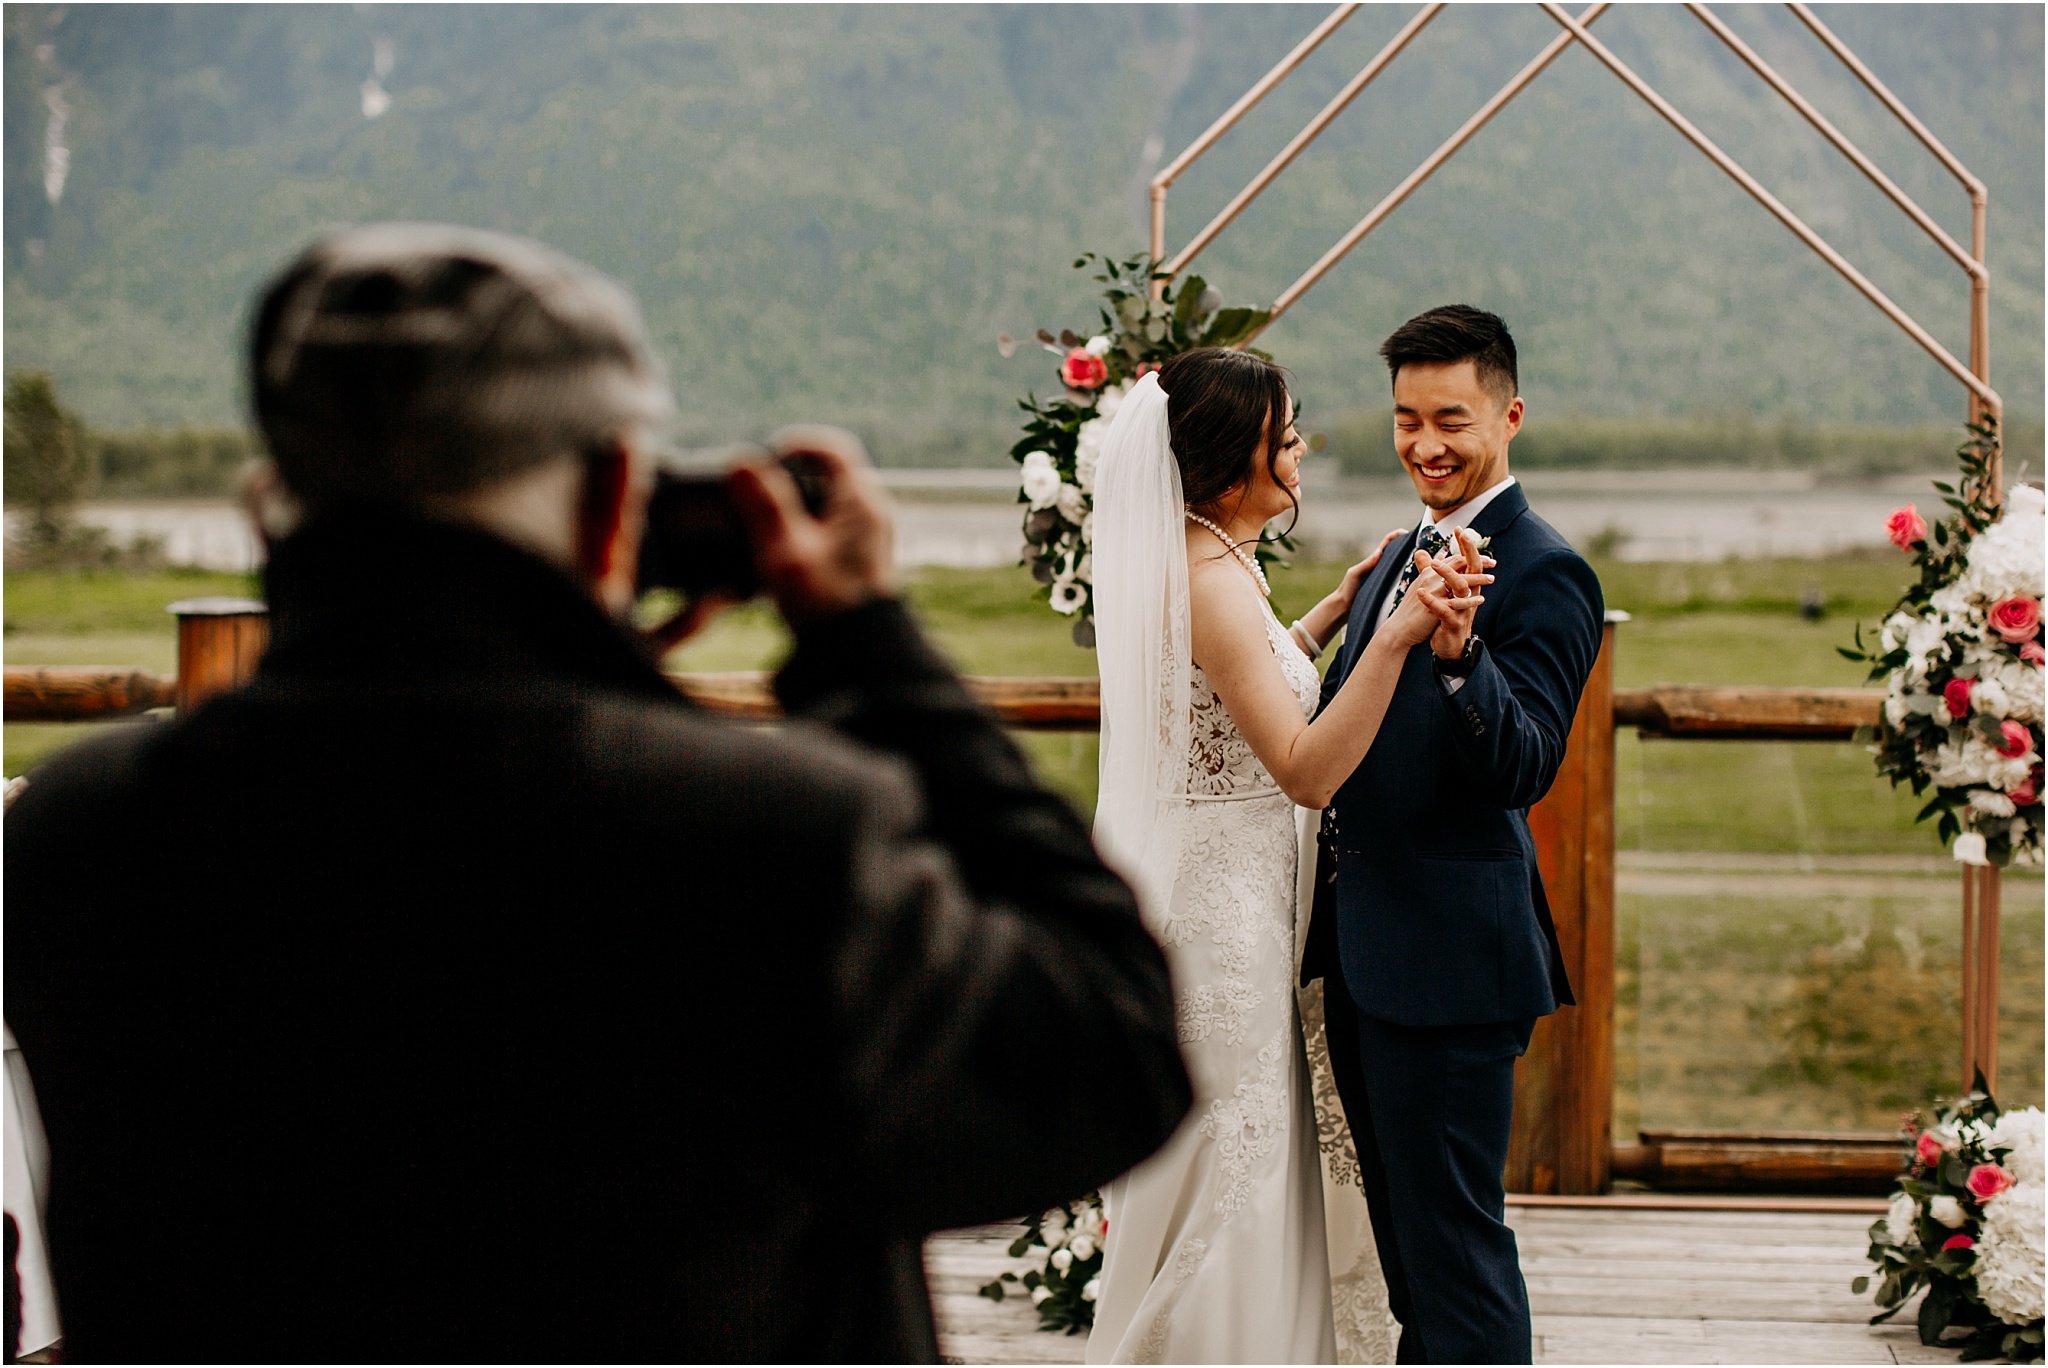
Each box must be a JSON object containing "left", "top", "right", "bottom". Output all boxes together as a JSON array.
[
  {"left": 1926, "top": 734, "right": 2033, "bottom": 792},
  {"left": 1959, "top": 486, "right": 2046, "bottom": 603},
  {"left": 1987, "top": 656, "right": 2045, "bottom": 725},
  {"left": 1074, "top": 417, "right": 1109, "bottom": 493},
  {"left": 1021, "top": 450, "right": 1061, "bottom": 510},
  {"left": 1885, "top": 1191, "right": 1919, "bottom": 1246},
  {"left": 1991, "top": 1108, "right": 2045, "bottom": 1185},
  {"left": 1973, "top": 676, "right": 2013, "bottom": 720},
  {"left": 1093, "top": 379, "right": 1133, "bottom": 422},
  {"left": 1975, "top": 1180, "right": 2045, "bottom": 1325}
]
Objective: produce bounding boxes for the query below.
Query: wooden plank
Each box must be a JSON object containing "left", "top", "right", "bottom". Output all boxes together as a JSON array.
[
  {"left": 2, "top": 665, "right": 177, "bottom": 721},
  {"left": 1510, "top": 1191, "right": 1887, "bottom": 1213},
  {"left": 1511, "top": 619, "right": 1617, "bottom": 1195}
]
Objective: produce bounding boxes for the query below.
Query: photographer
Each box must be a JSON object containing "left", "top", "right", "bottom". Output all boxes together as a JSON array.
[{"left": 4, "top": 224, "right": 1191, "bottom": 1363}]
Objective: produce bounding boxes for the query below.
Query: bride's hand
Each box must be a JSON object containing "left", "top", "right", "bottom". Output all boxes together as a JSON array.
[{"left": 1330, "top": 528, "right": 1408, "bottom": 617}]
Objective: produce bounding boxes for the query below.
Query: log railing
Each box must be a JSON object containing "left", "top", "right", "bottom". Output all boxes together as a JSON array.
[{"left": 6, "top": 604, "right": 1929, "bottom": 1194}]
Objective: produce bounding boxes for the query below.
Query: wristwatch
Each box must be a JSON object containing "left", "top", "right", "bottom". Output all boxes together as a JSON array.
[{"left": 1433, "top": 635, "right": 1483, "bottom": 678}]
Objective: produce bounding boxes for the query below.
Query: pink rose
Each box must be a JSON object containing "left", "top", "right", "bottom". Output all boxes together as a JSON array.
[
  {"left": 1943, "top": 1234, "right": 1976, "bottom": 1252},
  {"left": 1134, "top": 361, "right": 1161, "bottom": 378},
  {"left": 1917, "top": 1130, "right": 1948, "bottom": 1166},
  {"left": 1990, "top": 597, "right": 2043, "bottom": 645},
  {"left": 1967, "top": 1162, "right": 2016, "bottom": 1201},
  {"left": 1061, "top": 348, "right": 1109, "bottom": 392},
  {"left": 1994, "top": 720, "right": 2035, "bottom": 760},
  {"left": 1944, "top": 677, "right": 1975, "bottom": 719},
  {"left": 1886, "top": 504, "right": 1929, "bottom": 551},
  {"left": 2014, "top": 768, "right": 2044, "bottom": 808},
  {"left": 2022, "top": 641, "right": 2047, "bottom": 666}
]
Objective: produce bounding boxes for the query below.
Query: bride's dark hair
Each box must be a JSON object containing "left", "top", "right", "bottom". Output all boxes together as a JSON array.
[{"left": 1158, "top": 347, "right": 1299, "bottom": 540}]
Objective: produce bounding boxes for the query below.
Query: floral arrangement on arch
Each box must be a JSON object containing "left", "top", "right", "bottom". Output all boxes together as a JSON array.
[
  {"left": 1857, "top": 1080, "right": 2044, "bottom": 1362},
  {"left": 1844, "top": 419, "right": 2044, "bottom": 867},
  {"left": 1003, "top": 252, "right": 1272, "bottom": 647},
  {"left": 976, "top": 1193, "right": 1107, "bottom": 1334}
]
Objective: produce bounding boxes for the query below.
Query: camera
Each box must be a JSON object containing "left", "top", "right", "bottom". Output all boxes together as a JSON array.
[{"left": 636, "top": 443, "right": 831, "bottom": 599}]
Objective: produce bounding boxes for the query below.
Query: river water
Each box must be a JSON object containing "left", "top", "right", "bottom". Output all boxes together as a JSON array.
[{"left": 9, "top": 469, "right": 1952, "bottom": 573}]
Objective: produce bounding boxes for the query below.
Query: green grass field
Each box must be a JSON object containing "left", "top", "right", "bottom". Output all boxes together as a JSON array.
[{"left": 6, "top": 552, "right": 2039, "bottom": 1129}]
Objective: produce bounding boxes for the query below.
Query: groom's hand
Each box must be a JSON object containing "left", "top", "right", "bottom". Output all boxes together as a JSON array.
[{"left": 729, "top": 425, "right": 901, "bottom": 627}]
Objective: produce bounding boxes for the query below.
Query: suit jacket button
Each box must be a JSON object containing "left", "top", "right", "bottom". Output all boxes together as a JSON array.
[
  {"left": 1464, "top": 705, "right": 1482, "bottom": 723},
  {"left": 1473, "top": 722, "right": 1487, "bottom": 736}
]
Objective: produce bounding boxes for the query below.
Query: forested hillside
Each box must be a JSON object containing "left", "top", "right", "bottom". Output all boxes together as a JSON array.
[{"left": 4, "top": 4, "right": 2040, "bottom": 465}]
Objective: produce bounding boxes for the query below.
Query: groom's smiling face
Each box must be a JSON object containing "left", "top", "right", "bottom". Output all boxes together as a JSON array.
[{"left": 1391, "top": 359, "right": 1524, "bottom": 513}]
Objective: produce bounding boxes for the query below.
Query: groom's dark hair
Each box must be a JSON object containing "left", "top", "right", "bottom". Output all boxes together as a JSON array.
[{"left": 1380, "top": 305, "right": 1517, "bottom": 409}]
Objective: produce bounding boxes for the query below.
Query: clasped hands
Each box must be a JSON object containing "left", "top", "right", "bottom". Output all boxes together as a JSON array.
[{"left": 1325, "top": 527, "right": 1492, "bottom": 661}]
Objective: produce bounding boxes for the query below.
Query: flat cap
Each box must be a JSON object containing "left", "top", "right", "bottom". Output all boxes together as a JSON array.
[{"left": 250, "top": 222, "right": 675, "bottom": 504}]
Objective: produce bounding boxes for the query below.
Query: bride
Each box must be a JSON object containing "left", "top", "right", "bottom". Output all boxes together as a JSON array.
[{"left": 1085, "top": 349, "right": 1485, "bottom": 1364}]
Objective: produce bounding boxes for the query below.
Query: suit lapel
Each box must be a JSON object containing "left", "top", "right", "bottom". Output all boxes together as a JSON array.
[{"left": 1469, "top": 480, "right": 1531, "bottom": 542}]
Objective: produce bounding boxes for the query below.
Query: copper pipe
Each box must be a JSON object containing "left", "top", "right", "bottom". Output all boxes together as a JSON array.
[
  {"left": 1161, "top": 3, "right": 1444, "bottom": 281},
  {"left": 1686, "top": 4, "right": 1981, "bottom": 280},
  {"left": 1148, "top": 2, "right": 1361, "bottom": 280},
  {"left": 1249, "top": 2, "right": 1610, "bottom": 340},
  {"left": 1787, "top": 3, "right": 1986, "bottom": 198},
  {"left": 1527, "top": 4, "right": 2000, "bottom": 420}
]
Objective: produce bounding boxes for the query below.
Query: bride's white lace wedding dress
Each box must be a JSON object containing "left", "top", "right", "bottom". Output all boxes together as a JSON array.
[{"left": 1087, "top": 599, "right": 1397, "bottom": 1364}]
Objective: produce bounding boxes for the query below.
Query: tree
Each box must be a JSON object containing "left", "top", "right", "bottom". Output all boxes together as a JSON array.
[{"left": 4, "top": 371, "right": 88, "bottom": 544}]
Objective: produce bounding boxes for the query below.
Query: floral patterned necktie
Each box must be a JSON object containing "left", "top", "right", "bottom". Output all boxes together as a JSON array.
[{"left": 1387, "top": 524, "right": 1452, "bottom": 614}]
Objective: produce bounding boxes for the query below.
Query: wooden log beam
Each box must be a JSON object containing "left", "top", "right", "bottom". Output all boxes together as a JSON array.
[
  {"left": 670, "top": 671, "right": 1106, "bottom": 729},
  {"left": 3, "top": 667, "right": 177, "bottom": 721},
  {"left": 1612, "top": 1130, "right": 1902, "bottom": 1193},
  {"left": 1613, "top": 686, "right": 1881, "bottom": 739}
]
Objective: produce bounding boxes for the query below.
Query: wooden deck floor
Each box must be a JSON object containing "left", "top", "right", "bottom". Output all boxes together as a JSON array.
[{"left": 927, "top": 1198, "right": 1967, "bottom": 1365}]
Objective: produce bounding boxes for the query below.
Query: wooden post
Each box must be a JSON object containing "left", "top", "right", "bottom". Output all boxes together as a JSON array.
[
  {"left": 1508, "top": 612, "right": 1621, "bottom": 1195},
  {"left": 1963, "top": 864, "right": 2002, "bottom": 1097},
  {"left": 169, "top": 598, "right": 268, "bottom": 713}
]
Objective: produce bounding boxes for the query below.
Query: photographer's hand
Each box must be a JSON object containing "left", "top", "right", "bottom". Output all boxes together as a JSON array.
[{"left": 729, "top": 425, "right": 900, "bottom": 626}]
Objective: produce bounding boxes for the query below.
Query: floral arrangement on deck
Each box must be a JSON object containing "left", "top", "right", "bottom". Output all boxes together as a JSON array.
[
  {"left": 1002, "top": 252, "right": 1272, "bottom": 647},
  {"left": 976, "top": 1193, "right": 1107, "bottom": 1334},
  {"left": 1857, "top": 1079, "right": 2044, "bottom": 1362},
  {"left": 1843, "top": 419, "right": 2044, "bottom": 867}
]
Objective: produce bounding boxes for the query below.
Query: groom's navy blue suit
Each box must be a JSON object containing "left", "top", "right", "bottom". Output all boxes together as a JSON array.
[{"left": 1304, "top": 480, "right": 1602, "bottom": 1364}]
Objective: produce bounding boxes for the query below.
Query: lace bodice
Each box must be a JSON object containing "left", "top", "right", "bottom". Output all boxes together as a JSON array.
[{"left": 1186, "top": 603, "right": 1321, "bottom": 797}]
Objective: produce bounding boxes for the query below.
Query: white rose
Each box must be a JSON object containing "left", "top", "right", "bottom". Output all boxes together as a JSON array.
[
  {"left": 1904, "top": 613, "right": 1948, "bottom": 667},
  {"left": 1974, "top": 676, "right": 2013, "bottom": 719},
  {"left": 1041, "top": 1208, "right": 1068, "bottom": 1239},
  {"left": 1972, "top": 790, "right": 2018, "bottom": 819},
  {"left": 1057, "top": 482, "right": 1089, "bottom": 524},
  {"left": 1030, "top": 1284, "right": 1054, "bottom": 1306},
  {"left": 1069, "top": 1234, "right": 1096, "bottom": 1261},
  {"left": 1074, "top": 417, "right": 1109, "bottom": 493},
  {"left": 1885, "top": 1191, "right": 1919, "bottom": 1245},
  {"left": 1050, "top": 1247, "right": 1074, "bottom": 1273},
  {"left": 1994, "top": 658, "right": 2045, "bottom": 724},
  {"left": 1975, "top": 1180, "right": 2045, "bottom": 1324},
  {"left": 1081, "top": 1278, "right": 1101, "bottom": 1303},
  {"left": 1881, "top": 612, "right": 1913, "bottom": 651},
  {"left": 1076, "top": 1204, "right": 1105, "bottom": 1240},
  {"left": 1085, "top": 334, "right": 1113, "bottom": 357},
  {"left": 1930, "top": 1194, "right": 1968, "bottom": 1228},
  {"left": 1954, "top": 831, "right": 1990, "bottom": 865},
  {"left": 1020, "top": 451, "right": 1061, "bottom": 510},
  {"left": 1991, "top": 1108, "right": 2046, "bottom": 1185}
]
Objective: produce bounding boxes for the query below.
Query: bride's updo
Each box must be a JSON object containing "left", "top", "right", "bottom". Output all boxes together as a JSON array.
[{"left": 1157, "top": 347, "right": 1298, "bottom": 533}]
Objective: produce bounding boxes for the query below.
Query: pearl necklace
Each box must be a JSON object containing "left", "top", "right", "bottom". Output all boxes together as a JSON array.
[{"left": 1185, "top": 510, "right": 1270, "bottom": 596}]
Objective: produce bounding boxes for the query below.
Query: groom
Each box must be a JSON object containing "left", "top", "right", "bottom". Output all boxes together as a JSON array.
[{"left": 1305, "top": 305, "right": 1604, "bottom": 1364}]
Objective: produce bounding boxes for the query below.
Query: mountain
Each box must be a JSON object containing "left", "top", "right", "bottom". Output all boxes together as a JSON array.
[{"left": 4, "top": 4, "right": 2040, "bottom": 462}]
